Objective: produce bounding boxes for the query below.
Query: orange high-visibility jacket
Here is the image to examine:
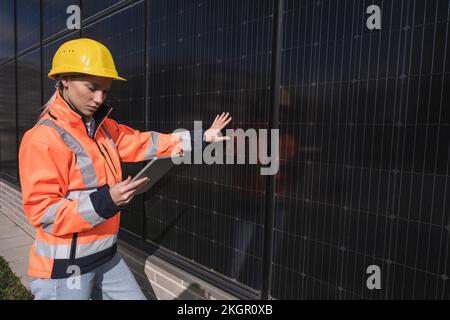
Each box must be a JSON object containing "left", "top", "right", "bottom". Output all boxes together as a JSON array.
[{"left": 19, "top": 89, "right": 192, "bottom": 279}]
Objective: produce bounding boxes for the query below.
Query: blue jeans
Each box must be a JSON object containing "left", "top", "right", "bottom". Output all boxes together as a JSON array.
[{"left": 29, "top": 252, "right": 146, "bottom": 300}]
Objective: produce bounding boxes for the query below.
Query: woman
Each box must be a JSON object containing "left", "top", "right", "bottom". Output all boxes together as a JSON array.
[{"left": 18, "top": 38, "right": 232, "bottom": 300}]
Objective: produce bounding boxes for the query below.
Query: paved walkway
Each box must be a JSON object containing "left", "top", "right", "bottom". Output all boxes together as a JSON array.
[{"left": 0, "top": 211, "right": 33, "bottom": 289}]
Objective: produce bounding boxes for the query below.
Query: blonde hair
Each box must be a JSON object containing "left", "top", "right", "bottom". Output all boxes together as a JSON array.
[{"left": 37, "top": 80, "right": 63, "bottom": 122}]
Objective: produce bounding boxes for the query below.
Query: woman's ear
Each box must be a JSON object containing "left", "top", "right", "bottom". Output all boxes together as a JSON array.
[{"left": 61, "top": 78, "right": 70, "bottom": 89}]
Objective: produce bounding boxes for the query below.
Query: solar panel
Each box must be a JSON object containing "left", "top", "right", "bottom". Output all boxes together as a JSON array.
[
  {"left": 17, "top": 49, "right": 41, "bottom": 145},
  {"left": 42, "top": 0, "right": 80, "bottom": 40},
  {"left": 81, "top": 0, "right": 124, "bottom": 19},
  {"left": 0, "top": 0, "right": 15, "bottom": 65},
  {"left": 145, "top": 0, "right": 274, "bottom": 291},
  {"left": 274, "top": 0, "right": 450, "bottom": 299},
  {"left": 16, "top": 0, "right": 41, "bottom": 53},
  {"left": 83, "top": 1, "right": 147, "bottom": 237},
  {"left": 0, "top": 61, "right": 17, "bottom": 181}
]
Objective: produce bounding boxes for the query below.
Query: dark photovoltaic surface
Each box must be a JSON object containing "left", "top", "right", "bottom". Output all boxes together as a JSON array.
[
  {"left": 0, "top": 0, "right": 15, "bottom": 65},
  {"left": 42, "top": 0, "right": 80, "bottom": 40},
  {"left": 81, "top": 0, "right": 125, "bottom": 19},
  {"left": 1, "top": 0, "right": 450, "bottom": 299},
  {"left": 0, "top": 62, "right": 17, "bottom": 181},
  {"left": 16, "top": 0, "right": 41, "bottom": 53},
  {"left": 274, "top": 0, "right": 450, "bottom": 299},
  {"left": 83, "top": 1, "right": 147, "bottom": 237},
  {"left": 145, "top": 0, "right": 273, "bottom": 291},
  {"left": 17, "top": 49, "right": 41, "bottom": 145}
]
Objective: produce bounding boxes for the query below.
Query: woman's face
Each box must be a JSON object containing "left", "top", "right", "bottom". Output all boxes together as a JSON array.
[{"left": 61, "top": 75, "right": 113, "bottom": 117}]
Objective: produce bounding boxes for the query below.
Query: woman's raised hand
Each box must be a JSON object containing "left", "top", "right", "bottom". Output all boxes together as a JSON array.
[{"left": 204, "top": 112, "right": 232, "bottom": 143}]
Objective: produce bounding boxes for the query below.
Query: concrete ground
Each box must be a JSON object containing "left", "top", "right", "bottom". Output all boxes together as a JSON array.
[{"left": 0, "top": 211, "right": 33, "bottom": 289}]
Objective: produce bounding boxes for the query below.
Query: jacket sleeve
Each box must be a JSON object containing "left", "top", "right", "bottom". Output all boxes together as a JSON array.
[
  {"left": 105, "top": 118, "right": 194, "bottom": 162},
  {"left": 19, "top": 140, "right": 120, "bottom": 237}
]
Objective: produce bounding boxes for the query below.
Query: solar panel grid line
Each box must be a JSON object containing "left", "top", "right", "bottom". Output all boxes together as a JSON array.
[
  {"left": 408, "top": 0, "right": 429, "bottom": 298},
  {"left": 333, "top": 0, "right": 354, "bottom": 299},
  {"left": 273, "top": 259, "right": 366, "bottom": 299},
  {"left": 398, "top": 0, "right": 420, "bottom": 299},
  {"left": 318, "top": 0, "right": 340, "bottom": 300},
  {"left": 362, "top": 0, "right": 388, "bottom": 298},
  {"left": 434, "top": 2, "right": 450, "bottom": 300},
  {"left": 277, "top": 3, "right": 294, "bottom": 299},
  {"left": 250, "top": 0, "right": 263, "bottom": 289},
  {"left": 235, "top": 0, "right": 247, "bottom": 283},
  {"left": 338, "top": 0, "right": 362, "bottom": 299},
  {"left": 302, "top": 0, "right": 320, "bottom": 299},
  {"left": 318, "top": 2, "right": 338, "bottom": 297},
  {"left": 271, "top": 231, "right": 445, "bottom": 279},
  {"left": 342, "top": 0, "right": 363, "bottom": 299},
  {"left": 419, "top": 0, "right": 441, "bottom": 299},
  {"left": 360, "top": 0, "right": 386, "bottom": 300},
  {"left": 439, "top": 143, "right": 450, "bottom": 299},
  {"left": 351, "top": 1, "right": 383, "bottom": 295},
  {"left": 247, "top": 0, "right": 256, "bottom": 289},
  {"left": 313, "top": 0, "right": 331, "bottom": 299},
  {"left": 306, "top": 0, "right": 324, "bottom": 298},
  {"left": 377, "top": 0, "right": 405, "bottom": 299},
  {"left": 292, "top": 0, "right": 309, "bottom": 300},
  {"left": 287, "top": 0, "right": 301, "bottom": 299},
  {"left": 274, "top": 192, "right": 450, "bottom": 231}
]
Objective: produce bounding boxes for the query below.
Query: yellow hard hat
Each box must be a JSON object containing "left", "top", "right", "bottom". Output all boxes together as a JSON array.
[{"left": 48, "top": 38, "right": 126, "bottom": 81}]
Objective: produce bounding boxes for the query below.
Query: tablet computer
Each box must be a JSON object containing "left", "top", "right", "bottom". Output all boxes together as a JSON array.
[{"left": 131, "top": 154, "right": 182, "bottom": 195}]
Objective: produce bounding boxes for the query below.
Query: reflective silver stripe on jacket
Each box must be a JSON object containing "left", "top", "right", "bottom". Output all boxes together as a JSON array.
[
  {"left": 34, "top": 234, "right": 118, "bottom": 259},
  {"left": 39, "top": 199, "right": 66, "bottom": 233},
  {"left": 145, "top": 132, "right": 159, "bottom": 160},
  {"left": 39, "top": 119, "right": 98, "bottom": 188},
  {"left": 39, "top": 189, "right": 106, "bottom": 234}
]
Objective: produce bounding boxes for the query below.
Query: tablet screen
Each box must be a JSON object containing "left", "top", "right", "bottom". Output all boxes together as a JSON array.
[{"left": 131, "top": 154, "right": 182, "bottom": 195}]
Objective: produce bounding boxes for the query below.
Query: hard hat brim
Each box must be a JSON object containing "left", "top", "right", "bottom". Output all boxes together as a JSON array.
[{"left": 48, "top": 69, "right": 127, "bottom": 81}]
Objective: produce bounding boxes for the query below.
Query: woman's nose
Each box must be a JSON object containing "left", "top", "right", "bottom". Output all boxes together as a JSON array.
[{"left": 93, "top": 90, "right": 106, "bottom": 105}]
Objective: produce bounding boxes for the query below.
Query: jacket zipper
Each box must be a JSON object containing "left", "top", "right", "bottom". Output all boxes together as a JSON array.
[
  {"left": 69, "top": 233, "right": 78, "bottom": 265},
  {"left": 82, "top": 118, "right": 118, "bottom": 184},
  {"left": 95, "top": 140, "right": 118, "bottom": 182},
  {"left": 100, "top": 142, "right": 118, "bottom": 175}
]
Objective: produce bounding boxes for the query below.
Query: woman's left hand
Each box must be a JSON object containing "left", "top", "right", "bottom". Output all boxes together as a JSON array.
[{"left": 204, "top": 112, "right": 232, "bottom": 143}]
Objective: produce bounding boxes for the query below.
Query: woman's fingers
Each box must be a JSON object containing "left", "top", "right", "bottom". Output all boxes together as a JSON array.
[
  {"left": 219, "top": 117, "right": 232, "bottom": 129},
  {"left": 212, "top": 112, "right": 231, "bottom": 129},
  {"left": 121, "top": 177, "right": 149, "bottom": 193},
  {"left": 212, "top": 136, "right": 231, "bottom": 142}
]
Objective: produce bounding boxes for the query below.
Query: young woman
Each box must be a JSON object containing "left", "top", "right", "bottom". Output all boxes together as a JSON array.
[{"left": 18, "top": 38, "right": 231, "bottom": 300}]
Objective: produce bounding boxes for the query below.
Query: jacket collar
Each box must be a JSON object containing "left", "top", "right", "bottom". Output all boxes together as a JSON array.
[{"left": 49, "top": 88, "right": 113, "bottom": 137}]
